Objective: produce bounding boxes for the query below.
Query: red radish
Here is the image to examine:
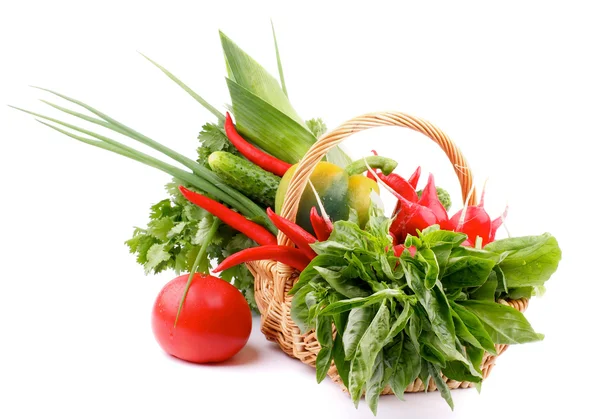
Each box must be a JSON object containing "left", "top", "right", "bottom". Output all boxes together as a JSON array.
[
  {"left": 151, "top": 274, "right": 252, "bottom": 364},
  {"left": 393, "top": 244, "right": 417, "bottom": 257},
  {"left": 450, "top": 206, "right": 492, "bottom": 246},
  {"left": 392, "top": 166, "right": 421, "bottom": 216},
  {"left": 378, "top": 172, "right": 419, "bottom": 204},
  {"left": 390, "top": 193, "right": 439, "bottom": 240},
  {"left": 418, "top": 173, "right": 450, "bottom": 228},
  {"left": 408, "top": 166, "right": 422, "bottom": 189}
]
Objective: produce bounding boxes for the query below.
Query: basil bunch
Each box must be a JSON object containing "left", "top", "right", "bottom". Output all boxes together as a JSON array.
[{"left": 290, "top": 209, "right": 561, "bottom": 415}]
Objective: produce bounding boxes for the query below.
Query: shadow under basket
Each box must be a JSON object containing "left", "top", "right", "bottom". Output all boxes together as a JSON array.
[{"left": 246, "top": 111, "right": 529, "bottom": 394}]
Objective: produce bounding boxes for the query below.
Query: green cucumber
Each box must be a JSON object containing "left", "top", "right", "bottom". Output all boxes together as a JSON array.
[{"left": 208, "top": 151, "right": 280, "bottom": 207}]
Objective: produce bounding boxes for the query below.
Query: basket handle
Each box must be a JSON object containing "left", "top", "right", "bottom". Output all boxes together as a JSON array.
[{"left": 278, "top": 111, "right": 476, "bottom": 248}]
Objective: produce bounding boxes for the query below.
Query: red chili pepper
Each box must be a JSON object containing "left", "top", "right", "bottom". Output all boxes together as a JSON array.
[
  {"left": 224, "top": 112, "right": 292, "bottom": 177},
  {"left": 179, "top": 186, "right": 277, "bottom": 246},
  {"left": 417, "top": 173, "right": 450, "bottom": 228},
  {"left": 212, "top": 245, "right": 311, "bottom": 273},
  {"left": 266, "top": 208, "right": 317, "bottom": 260},
  {"left": 449, "top": 206, "right": 491, "bottom": 246},
  {"left": 310, "top": 207, "right": 333, "bottom": 241}
]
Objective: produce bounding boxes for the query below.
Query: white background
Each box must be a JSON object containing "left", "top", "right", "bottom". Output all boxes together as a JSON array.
[{"left": 1, "top": 1, "right": 598, "bottom": 418}]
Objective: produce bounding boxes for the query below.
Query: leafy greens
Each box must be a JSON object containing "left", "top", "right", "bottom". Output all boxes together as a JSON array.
[{"left": 290, "top": 208, "right": 561, "bottom": 414}]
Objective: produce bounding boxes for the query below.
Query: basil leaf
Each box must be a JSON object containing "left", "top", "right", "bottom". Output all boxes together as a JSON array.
[
  {"left": 428, "top": 362, "right": 454, "bottom": 410},
  {"left": 384, "top": 303, "right": 413, "bottom": 344},
  {"left": 420, "top": 331, "right": 448, "bottom": 367},
  {"left": 321, "top": 220, "right": 372, "bottom": 251},
  {"left": 419, "top": 362, "right": 431, "bottom": 392},
  {"left": 289, "top": 254, "right": 346, "bottom": 294},
  {"left": 319, "top": 288, "right": 407, "bottom": 316},
  {"left": 315, "top": 346, "right": 333, "bottom": 383},
  {"left": 343, "top": 306, "right": 375, "bottom": 360},
  {"left": 348, "top": 303, "right": 390, "bottom": 406},
  {"left": 407, "top": 311, "right": 422, "bottom": 352},
  {"left": 417, "top": 248, "right": 440, "bottom": 289},
  {"left": 389, "top": 337, "right": 420, "bottom": 400},
  {"left": 495, "top": 265, "right": 508, "bottom": 293},
  {"left": 450, "top": 302, "right": 497, "bottom": 354},
  {"left": 290, "top": 284, "right": 312, "bottom": 333},
  {"left": 332, "top": 334, "right": 350, "bottom": 388},
  {"left": 431, "top": 243, "right": 453, "bottom": 277},
  {"left": 315, "top": 316, "right": 334, "bottom": 383},
  {"left": 451, "top": 308, "right": 484, "bottom": 350},
  {"left": 419, "top": 325, "right": 482, "bottom": 379},
  {"left": 420, "top": 229, "right": 467, "bottom": 248},
  {"left": 459, "top": 300, "right": 544, "bottom": 344},
  {"left": 313, "top": 266, "right": 369, "bottom": 298},
  {"left": 382, "top": 334, "right": 404, "bottom": 391},
  {"left": 366, "top": 351, "right": 386, "bottom": 415},
  {"left": 442, "top": 359, "right": 482, "bottom": 383},
  {"left": 403, "top": 260, "right": 456, "bottom": 348},
  {"left": 484, "top": 233, "right": 561, "bottom": 288}
]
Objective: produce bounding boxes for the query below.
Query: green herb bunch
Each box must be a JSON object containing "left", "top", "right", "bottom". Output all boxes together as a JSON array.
[
  {"left": 126, "top": 122, "right": 259, "bottom": 311},
  {"left": 290, "top": 207, "right": 561, "bottom": 414}
]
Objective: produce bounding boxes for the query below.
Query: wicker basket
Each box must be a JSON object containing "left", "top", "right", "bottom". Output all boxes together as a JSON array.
[{"left": 247, "top": 111, "right": 528, "bottom": 394}]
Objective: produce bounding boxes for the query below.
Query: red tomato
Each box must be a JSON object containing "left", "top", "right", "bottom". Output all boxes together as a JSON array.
[{"left": 151, "top": 273, "right": 252, "bottom": 364}]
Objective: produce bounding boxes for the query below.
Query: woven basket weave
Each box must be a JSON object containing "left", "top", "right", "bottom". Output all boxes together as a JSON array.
[{"left": 247, "top": 111, "right": 527, "bottom": 393}]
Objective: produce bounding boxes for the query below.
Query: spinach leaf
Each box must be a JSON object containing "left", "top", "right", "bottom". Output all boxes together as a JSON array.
[
  {"left": 506, "top": 286, "right": 534, "bottom": 299},
  {"left": 484, "top": 233, "right": 561, "bottom": 288},
  {"left": 442, "top": 255, "right": 496, "bottom": 289},
  {"left": 348, "top": 303, "right": 390, "bottom": 406},
  {"left": 343, "top": 306, "right": 375, "bottom": 360},
  {"left": 389, "top": 338, "right": 420, "bottom": 400},
  {"left": 428, "top": 362, "right": 454, "bottom": 410},
  {"left": 470, "top": 270, "right": 498, "bottom": 301},
  {"left": 459, "top": 300, "right": 544, "bottom": 344},
  {"left": 366, "top": 351, "right": 386, "bottom": 415}
]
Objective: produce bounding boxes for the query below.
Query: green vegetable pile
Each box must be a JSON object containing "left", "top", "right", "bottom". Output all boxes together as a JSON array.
[
  {"left": 13, "top": 27, "right": 349, "bottom": 312},
  {"left": 290, "top": 207, "right": 561, "bottom": 414}
]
